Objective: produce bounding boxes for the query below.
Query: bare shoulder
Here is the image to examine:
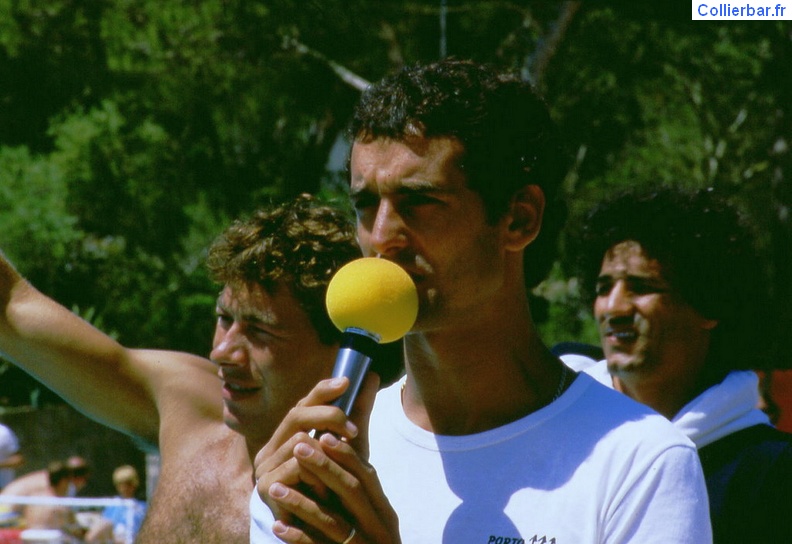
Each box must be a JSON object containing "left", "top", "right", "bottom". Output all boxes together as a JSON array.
[
  {"left": 0, "top": 470, "right": 48, "bottom": 496},
  {"left": 131, "top": 349, "right": 224, "bottom": 445},
  {"left": 132, "top": 349, "right": 218, "bottom": 404},
  {"left": 131, "top": 348, "right": 216, "bottom": 379}
]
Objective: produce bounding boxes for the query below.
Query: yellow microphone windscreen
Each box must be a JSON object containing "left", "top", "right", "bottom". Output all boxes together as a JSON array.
[{"left": 326, "top": 257, "right": 418, "bottom": 343}]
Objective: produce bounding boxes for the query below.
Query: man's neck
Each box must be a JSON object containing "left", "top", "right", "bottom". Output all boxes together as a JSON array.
[
  {"left": 611, "top": 373, "right": 701, "bottom": 420},
  {"left": 401, "top": 302, "right": 562, "bottom": 435}
]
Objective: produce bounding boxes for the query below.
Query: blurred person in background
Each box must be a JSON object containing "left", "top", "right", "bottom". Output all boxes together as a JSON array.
[
  {"left": 1, "top": 460, "right": 85, "bottom": 540},
  {"left": 569, "top": 187, "right": 792, "bottom": 543},
  {"left": 65, "top": 456, "right": 91, "bottom": 497},
  {"left": 2, "top": 464, "right": 54, "bottom": 505},
  {"left": 85, "top": 465, "right": 147, "bottom": 543},
  {"left": 23, "top": 461, "right": 82, "bottom": 537},
  {"left": 0, "top": 424, "right": 23, "bottom": 490}
]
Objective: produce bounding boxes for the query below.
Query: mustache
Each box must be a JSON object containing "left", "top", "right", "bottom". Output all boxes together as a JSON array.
[{"left": 605, "top": 315, "right": 634, "bottom": 327}]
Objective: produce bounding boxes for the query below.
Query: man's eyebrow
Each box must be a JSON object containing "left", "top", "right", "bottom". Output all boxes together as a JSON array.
[
  {"left": 596, "top": 274, "right": 670, "bottom": 288},
  {"left": 214, "top": 299, "right": 281, "bottom": 329},
  {"left": 596, "top": 273, "right": 651, "bottom": 281},
  {"left": 626, "top": 275, "right": 667, "bottom": 285},
  {"left": 394, "top": 182, "right": 451, "bottom": 195},
  {"left": 350, "top": 181, "right": 450, "bottom": 199}
]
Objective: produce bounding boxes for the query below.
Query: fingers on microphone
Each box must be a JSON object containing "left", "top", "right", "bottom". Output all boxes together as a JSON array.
[
  {"left": 293, "top": 440, "right": 363, "bottom": 503},
  {"left": 318, "top": 433, "right": 399, "bottom": 541},
  {"left": 297, "top": 377, "right": 351, "bottom": 407},
  {"left": 260, "top": 450, "right": 324, "bottom": 491},
  {"left": 283, "top": 436, "right": 399, "bottom": 543},
  {"left": 260, "top": 405, "right": 358, "bottom": 467},
  {"left": 269, "top": 482, "right": 352, "bottom": 544},
  {"left": 256, "top": 431, "right": 311, "bottom": 477},
  {"left": 271, "top": 518, "right": 326, "bottom": 544}
]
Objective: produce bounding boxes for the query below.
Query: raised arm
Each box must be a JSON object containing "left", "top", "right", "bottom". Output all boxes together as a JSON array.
[{"left": 0, "top": 249, "right": 216, "bottom": 444}]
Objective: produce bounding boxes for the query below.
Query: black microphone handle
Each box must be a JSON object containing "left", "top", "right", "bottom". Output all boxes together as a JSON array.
[{"left": 330, "top": 328, "right": 380, "bottom": 415}]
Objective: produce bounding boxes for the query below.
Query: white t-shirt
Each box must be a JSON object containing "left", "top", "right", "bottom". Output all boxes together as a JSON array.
[
  {"left": 561, "top": 357, "right": 771, "bottom": 449},
  {"left": 252, "top": 373, "right": 712, "bottom": 543}
]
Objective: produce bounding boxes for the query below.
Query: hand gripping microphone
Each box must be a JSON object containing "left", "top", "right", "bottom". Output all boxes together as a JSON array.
[{"left": 325, "top": 258, "right": 418, "bottom": 415}]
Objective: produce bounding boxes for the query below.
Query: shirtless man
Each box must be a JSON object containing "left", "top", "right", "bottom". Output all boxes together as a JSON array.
[
  {"left": 1, "top": 468, "right": 51, "bottom": 501},
  {"left": 1, "top": 460, "right": 83, "bottom": 538},
  {"left": 0, "top": 195, "right": 367, "bottom": 543},
  {"left": 20, "top": 461, "right": 82, "bottom": 536},
  {"left": 1, "top": 456, "right": 89, "bottom": 501}
]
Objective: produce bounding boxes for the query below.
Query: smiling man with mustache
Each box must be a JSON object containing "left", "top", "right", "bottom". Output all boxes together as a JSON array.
[{"left": 569, "top": 187, "right": 792, "bottom": 544}]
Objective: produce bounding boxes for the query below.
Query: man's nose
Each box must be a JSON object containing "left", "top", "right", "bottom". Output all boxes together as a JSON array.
[
  {"left": 367, "top": 200, "right": 409, "bottom": 257},
  {"left": 600, "top": 281, "right": 634, "bottom": 319},
  {"left": 210, "top": 325, "right": 248, "bottom": 367}
]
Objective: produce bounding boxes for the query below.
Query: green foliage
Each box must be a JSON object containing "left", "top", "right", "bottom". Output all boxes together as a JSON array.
[
  {"left": 50, "top": 99, "right": 188, "bottom": 255},
  {"left": 0, "top": 145, "right": 81, "bottom": 289},
  {"left": 1, "top": 3, "right": 791, "bottom": 406},
  {"left": 534, "top": 263, "right": 599, "bottom": 350}
]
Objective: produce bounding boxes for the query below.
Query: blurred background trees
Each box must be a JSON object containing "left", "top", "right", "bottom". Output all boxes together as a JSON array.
[{"left": 1, "top": 1, "right": 790, "bottom": 406}]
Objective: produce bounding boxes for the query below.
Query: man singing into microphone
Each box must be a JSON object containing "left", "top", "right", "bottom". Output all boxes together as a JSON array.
[{"left": 251, "top": 59, "right": 711, "bottom": 543}]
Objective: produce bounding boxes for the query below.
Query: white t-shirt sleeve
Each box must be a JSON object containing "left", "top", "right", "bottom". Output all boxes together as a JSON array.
[
  {"left": 606, "top": 444, "right": 712, "bottom": 543},
  {"left": 250, "top": 487, "right": 284, "bottom": 543}
]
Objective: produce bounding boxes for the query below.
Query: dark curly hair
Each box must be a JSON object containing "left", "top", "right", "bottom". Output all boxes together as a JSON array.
[
  {"left": 206, "top": 195, "right": 361, "bottom": 345},
  {"left": 575, "top": 187, "right": 772, "bottom": 377},
  {"left": 349, "top": 58, "right": 568, "bottom": 289}
]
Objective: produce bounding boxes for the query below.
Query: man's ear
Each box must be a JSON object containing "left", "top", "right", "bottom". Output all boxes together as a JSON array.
[{"left": 503, "top": 185, "right": 545, "bottom": 251}]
